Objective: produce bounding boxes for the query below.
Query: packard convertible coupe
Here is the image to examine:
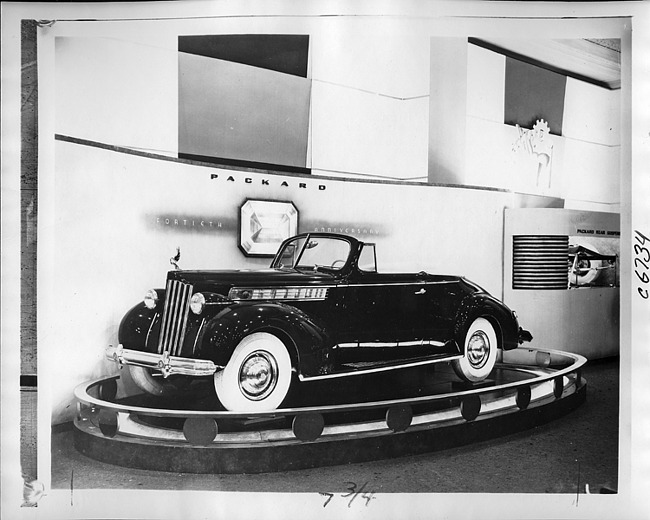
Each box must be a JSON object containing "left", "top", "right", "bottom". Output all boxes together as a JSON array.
[{"left": 107, "top": 233, "right": 532, "bottom": 412}]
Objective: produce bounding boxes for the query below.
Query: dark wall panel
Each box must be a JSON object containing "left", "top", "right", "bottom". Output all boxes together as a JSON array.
[
  {"left": 504, "top": 57, "right": 567, "bottom": 136},
  {"left": 179, "top": 34, "right": 309, "bottom": 77}
]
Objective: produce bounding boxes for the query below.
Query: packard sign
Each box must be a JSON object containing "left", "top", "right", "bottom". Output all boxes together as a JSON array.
[{"left": 210, "top": 173, "right": 326, "bottom": 191}]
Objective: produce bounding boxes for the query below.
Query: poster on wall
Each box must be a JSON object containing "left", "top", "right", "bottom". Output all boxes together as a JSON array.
[
  {"left": 239, "top": 199, "right": 299, "bottom": 256},
  {"left": 1, "top": 2, "right": 649, "bottom": 520},
  {"left": 568, "top": 237, "right": 619, "bottom": 288}
]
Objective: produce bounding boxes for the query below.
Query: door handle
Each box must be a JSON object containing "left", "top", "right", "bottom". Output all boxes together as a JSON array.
[{"left": 414, "top": 288, "right": 426, "bottom": 295}]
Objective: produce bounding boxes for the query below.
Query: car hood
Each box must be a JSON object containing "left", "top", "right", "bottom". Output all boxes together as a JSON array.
[{"left": 166, "top": 268, "right": 337, "bottom": 292}]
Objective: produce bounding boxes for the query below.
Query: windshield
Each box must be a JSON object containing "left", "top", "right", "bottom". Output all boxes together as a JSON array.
[{"left": 272, "top": 236, "right": 351, "bottom": 271}]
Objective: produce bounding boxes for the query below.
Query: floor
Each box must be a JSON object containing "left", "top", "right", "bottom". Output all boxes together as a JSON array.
[{"left": 51, "top": 358, "right": 618, "bottom": 495}]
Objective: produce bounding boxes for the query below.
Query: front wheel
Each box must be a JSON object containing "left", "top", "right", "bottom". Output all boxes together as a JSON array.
[
  {"left": 452, "top": 317, "right": 498, "bottom": 383},
  {"left": 214, "top": 332, "right": 293, "bottom": 412},
  {"left": 128, "top": 366, "right": 189, "bottom": 397}
]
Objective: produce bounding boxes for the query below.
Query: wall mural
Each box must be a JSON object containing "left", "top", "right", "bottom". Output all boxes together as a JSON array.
[{"left": 512, "top": 119, "right": 554, "bottom": 188}]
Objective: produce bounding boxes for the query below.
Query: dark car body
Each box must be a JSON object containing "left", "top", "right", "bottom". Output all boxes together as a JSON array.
[{"left": 109, "top": 233, "right": 531, "bottom": 410}]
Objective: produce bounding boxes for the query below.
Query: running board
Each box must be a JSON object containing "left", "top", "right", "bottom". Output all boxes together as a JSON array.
[{"left": 298, "top": 354, "right": 463, "bottom": 381}]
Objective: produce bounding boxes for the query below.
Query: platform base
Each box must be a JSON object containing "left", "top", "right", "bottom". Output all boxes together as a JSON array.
[{"left": 73, "top": 349, "right": 587, "bottom": 474}]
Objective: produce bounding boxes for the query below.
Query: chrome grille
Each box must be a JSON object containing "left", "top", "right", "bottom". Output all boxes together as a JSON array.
[{"left": 157, "top": 280, "right": 193, "bottom": 356}]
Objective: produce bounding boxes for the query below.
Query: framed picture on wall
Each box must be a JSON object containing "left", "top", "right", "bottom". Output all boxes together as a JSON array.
[{"left": 239, "top": 199, "right": 299, "bottom": 256}]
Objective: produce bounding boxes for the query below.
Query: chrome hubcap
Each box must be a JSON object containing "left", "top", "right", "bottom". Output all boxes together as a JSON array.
[
  {"left": 467, "top": 331, "right": 490, "bottom": 369},
  {"left": 239, "top": 351, "right": 278, "bottom": 400}
]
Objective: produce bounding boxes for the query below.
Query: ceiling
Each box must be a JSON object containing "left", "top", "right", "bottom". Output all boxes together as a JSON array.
[{"left": 476, "top": 38, "right": 621, "bottom": 90}]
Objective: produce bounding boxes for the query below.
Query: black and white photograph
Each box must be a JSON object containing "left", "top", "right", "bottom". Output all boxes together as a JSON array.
[{"left": 1, "top": 1, "right": 649, "bottom": 519}]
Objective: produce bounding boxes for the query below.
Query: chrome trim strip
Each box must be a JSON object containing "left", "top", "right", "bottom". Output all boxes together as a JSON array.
[
  {"left": 156, "top": 279, "right": 172, "bottom": 354},
  {"left": 336, "top": 339, "right": 448, "bottom": 349},
  {"left": 174, "top": 285, "right": 193, "bottom": 357},
  {"left": 106, "top": 345, "right": 219, "bottom": 377},
  {"left": 299, "top": 354, "right": 463, "bottom": 381},
  {"left": 345, "top": 281, "right": 457, "bottom": 287},
  {"left": 192, "top": 318, "right": 206, "bottom": 355}
]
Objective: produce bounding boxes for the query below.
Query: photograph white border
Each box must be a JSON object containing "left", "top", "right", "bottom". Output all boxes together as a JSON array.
[{"left": 2, "top": 1, "right": 649, "bottom": 519}]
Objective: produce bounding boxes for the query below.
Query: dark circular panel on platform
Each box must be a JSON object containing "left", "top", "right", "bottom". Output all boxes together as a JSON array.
[
  {"left": 98, "top": 379, "right": 118, "bottom": 401},
  {"left": 292, "top": 413, "right": 324, "bottom": 442},
  {"left": 183, "top": 418, "right": 218, "bottom": 446},
  {"left": 516, "top": 385, "right": 532, "bottom": 410},
  {"left": 460, "top": 395, "right": 481, "bottom": 422},
  {"left": 553, "top": 376, "right": 564, "bottom": 399},
  {"left": 386, "top": 405, "right": 413, "bottom": 432},
  {"left": 98, "top": 410, "right": 119, "bottom": 438}
]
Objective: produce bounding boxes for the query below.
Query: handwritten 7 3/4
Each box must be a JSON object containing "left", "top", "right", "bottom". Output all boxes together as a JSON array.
[{"left": 319, "top": 481, "right": 376, "bottom": 508}]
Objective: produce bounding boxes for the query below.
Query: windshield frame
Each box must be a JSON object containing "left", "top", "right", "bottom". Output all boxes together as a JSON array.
[{"left": 271, "top": 234, "right": 354, "bottom": 272}]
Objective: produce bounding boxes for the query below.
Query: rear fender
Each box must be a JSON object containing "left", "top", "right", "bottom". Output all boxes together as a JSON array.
[
  {"left": 454, "top": 293, "right": 520, "bottom": 351},
  {"left": 199, "top": 302, "right": 331, "bottom": 377}
]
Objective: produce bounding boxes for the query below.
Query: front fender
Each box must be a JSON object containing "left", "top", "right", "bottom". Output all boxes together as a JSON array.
[
  {"left": 118, "top": 302, "right": 158, "bottom": 350},
  {"left": 198, "top": 302, "right": 331, "bottom": 377},
  {"left": 454, "top": 293, "right": 521, "bottom": 351}
]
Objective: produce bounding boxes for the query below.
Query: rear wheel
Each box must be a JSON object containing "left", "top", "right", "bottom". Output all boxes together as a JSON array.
[
  {"left": 452, "top": 317, "right": 498, "bottom": 383},
  {"left": 214, "top": 332, "right": 293, "bottom": 412}
]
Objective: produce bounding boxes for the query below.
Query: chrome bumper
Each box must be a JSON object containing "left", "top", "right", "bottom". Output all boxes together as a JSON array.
[{"left": 106, "top": 344, "right": 219, "bottom": 377}]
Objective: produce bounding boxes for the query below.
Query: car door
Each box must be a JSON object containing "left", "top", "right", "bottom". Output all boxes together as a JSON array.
[{"left": 406, "top": 275, "right": 464, "bottom": 355}]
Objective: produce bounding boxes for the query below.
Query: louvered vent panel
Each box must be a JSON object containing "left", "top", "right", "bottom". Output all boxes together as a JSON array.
[{"left": 513, "top": 235, "right": 569, "bottom": 290}]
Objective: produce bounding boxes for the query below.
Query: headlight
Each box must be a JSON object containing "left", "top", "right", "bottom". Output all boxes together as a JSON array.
[
  {"left": 143, "top": 289, "right": 159, "bottom": 309},
  {"left": 190, "top": 293, "right": 206, "bottom": 315}
]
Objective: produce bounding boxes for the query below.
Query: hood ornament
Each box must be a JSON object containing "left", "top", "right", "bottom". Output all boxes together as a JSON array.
[{"left": 170, "top": 247, "right": 181, "bottom": 270}]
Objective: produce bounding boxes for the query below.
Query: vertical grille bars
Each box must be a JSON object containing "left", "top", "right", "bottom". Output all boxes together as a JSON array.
[{"left": 157, "top": 280, "right": 193, "bottom": 356}]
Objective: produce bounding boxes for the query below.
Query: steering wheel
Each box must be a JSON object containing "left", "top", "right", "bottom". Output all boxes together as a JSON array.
[{"left": 331, "top": 259, "right": 346, "bottom": 268}]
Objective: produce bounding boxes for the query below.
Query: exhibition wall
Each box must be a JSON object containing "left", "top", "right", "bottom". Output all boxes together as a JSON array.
[
  {"left": 44, "top": 17, "right": 623, "bottom": 424},
  {"left": 53, "top": 18, "right": 620, "bottom": 202}
]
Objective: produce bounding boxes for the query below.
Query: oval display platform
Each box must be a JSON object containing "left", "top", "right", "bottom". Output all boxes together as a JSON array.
[{"left": 73, "top": 348, "right": 586, "bottom": 474}]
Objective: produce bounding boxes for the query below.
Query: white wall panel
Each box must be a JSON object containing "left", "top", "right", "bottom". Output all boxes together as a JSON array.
[
  {"left": 562, "top": 139, "right": 620, "bottom": 204},
  {"left": 428, "top": 38, "right": 468, "bottom": 184},
  {"left": 310, "top": 17, "right": 431, "bottom": 100},
  {"left": 310, "top": 81, "right": 429, "bottom": 179},
  {"left": 563, "top": 77, "right": 620, "bottom": 146},
  {"left": 55, "top": 36, "right": 178, "bottom": 156},
  {"left": 466, "top": 44, "right": 506, "bottom": 123}
]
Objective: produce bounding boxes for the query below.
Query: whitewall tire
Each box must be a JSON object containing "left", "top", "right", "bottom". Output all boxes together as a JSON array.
[
  {"left": 452, "top": 317, "right": 498, "bottom": 383},
  {"left": 214, "top": 332, "right": 293, "bottom": 412}
]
